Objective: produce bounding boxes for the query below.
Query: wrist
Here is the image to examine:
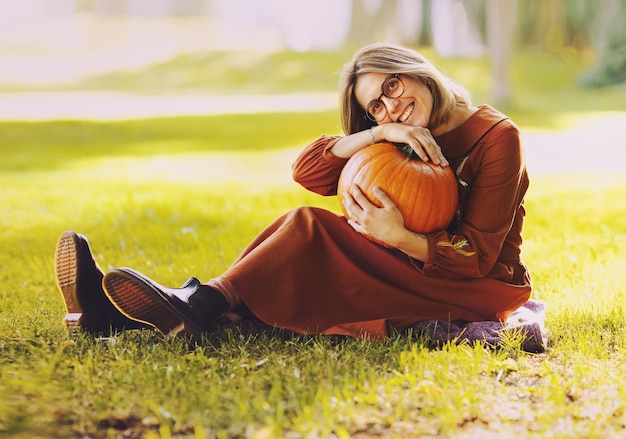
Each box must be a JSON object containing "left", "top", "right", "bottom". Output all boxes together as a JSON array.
[
  {"left": 370, "top": 125, "right": 383, "bottom": 144},
  {"left": 393, "top": 229, "right": 429, "bottom": 262}
]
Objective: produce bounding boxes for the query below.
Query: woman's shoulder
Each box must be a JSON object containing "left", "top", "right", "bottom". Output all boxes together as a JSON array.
[
  {"left": 465, "top": 104, "right": 520, "bottom": 142},
  {"left": 473, "top": 104, "right": 519, "bottom": 132},
  {"left": 473, "top": 106, "right": 524, "bottom": 167}
]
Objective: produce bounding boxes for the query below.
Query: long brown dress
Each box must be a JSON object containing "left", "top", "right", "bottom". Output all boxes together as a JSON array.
[{"left": 208, "top": 105, "right": 532, "bottom": 339}]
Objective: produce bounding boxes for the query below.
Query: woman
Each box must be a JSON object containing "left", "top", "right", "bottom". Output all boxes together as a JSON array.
[{"left": 55, "top": 42, "right": 532, "bottom": 341}]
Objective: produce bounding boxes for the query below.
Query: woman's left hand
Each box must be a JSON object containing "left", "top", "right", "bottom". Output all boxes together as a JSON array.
[{"left": 343, "top": 184, "right": 406, "bottom": 246}]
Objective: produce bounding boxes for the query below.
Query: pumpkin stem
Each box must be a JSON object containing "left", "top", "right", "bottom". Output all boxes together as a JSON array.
[{"left": 395, "top": 143, "right": 420, "bottom": 160}]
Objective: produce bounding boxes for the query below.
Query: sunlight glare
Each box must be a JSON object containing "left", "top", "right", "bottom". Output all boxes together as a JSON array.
[{"left": 64, "top": 149, "right": 300, "bottom": 186}]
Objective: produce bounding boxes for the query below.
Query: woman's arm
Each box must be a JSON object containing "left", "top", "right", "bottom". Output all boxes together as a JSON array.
[
  {"left": 423, "top": 123, "right": 529, "bottom": 278},
  {"left": 328, "top": 125, "right": 382, "bottom": 158},
  {"left": 291, "top": 129, "right": 383, "bottom": 196},
  {"left": 293, "top": 124, "right": 448, "bottom": 195},
  {"left": 332, "top": 124, "right": 448, "bottom": 165},
  {"left": 291, "top": 135, "right": 348, "bottom": 196}
]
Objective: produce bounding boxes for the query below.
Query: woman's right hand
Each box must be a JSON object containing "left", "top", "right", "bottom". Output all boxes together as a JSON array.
[{"left": 378, "top": 123, "right": 448, "bottom": 166}]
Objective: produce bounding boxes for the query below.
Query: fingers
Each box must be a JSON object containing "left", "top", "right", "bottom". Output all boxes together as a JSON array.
[
  {"left": 341, "top": 186, "right": 363, "bottom": 221},
  {"left": 350, "top": 184, "right": 371, "bottom": 210},
  {"left": 408, "top": 129, "right": 448, "bottom": 167},
  {"left": 372, "top": 186, "right": 395, "bottom": 209},
  {"left": 342, "top": 184, "right": 376, "bottom": 227},
  {"left": 384, "top": 124, "right": 448, "bottom": 166},
  {"left": 342, "top": 190, "right": 365, "bottom": 231}
]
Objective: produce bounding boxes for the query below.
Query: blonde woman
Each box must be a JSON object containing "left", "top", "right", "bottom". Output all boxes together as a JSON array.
[{"left": 56, "top": 43, "right": 532, "bottom": 341}]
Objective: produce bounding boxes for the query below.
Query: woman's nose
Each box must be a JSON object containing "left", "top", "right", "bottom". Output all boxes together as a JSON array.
[{"left": 381, "top": 96, "right": 402, "bottom": 116}]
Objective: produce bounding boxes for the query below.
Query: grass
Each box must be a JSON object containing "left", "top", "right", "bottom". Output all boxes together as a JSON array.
[
  {"left": 1, "top": 111, "right": 625, "bottom": 438},
  {"left": 1, "top": 49, "right": 626, "bottom": 437}
]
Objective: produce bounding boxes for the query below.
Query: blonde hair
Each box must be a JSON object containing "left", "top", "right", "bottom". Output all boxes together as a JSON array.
[{"left": 339, "top": 42, "right": 471, "bottom": 135}]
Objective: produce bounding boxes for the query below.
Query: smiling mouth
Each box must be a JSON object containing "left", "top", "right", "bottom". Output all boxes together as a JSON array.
[{"left": 398, "top": 102, "right": 414, "bottom": 123}]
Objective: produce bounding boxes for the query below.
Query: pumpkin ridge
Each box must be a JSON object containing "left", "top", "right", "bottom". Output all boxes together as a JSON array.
[
  {"left": 354, "top": 144, "right": 396, "bottom": 207},
  {"left": 373, "top": 149, "right": 407, "bottom": 207},
  {"left": 402, "top": 162, "right": 424, "bottom": 229},
  {"left": 418, "top": 163, "right": 438, "bottom": 228}
]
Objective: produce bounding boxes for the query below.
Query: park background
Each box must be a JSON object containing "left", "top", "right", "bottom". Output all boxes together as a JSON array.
[
  {"left": 1, "top": 0, "right": 625, "bottom": 171},
  {"left": 1, "top": 1, "right": 625, "bottom": 438}
]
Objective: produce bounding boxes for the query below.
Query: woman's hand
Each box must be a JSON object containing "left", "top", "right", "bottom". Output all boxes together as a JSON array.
[
  {"left": 378, "top": 123, "right": 448, "bottom": 166},
  {"left": 343, "top": 183, "right": 431, "bottom": 260},
  {"left": 342, "top": 184, "right": 407, "bottom": 246}
]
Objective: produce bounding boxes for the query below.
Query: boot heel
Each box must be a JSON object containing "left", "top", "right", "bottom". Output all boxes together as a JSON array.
[
  {"left": 165, "top": 321, "right": 202, "bottom": 343},
  {"left": 63, "top": 313, "right": 83, "bottom": 337},
  {"left": 55, "top": 232, "right": 81, "bottom": 314}
]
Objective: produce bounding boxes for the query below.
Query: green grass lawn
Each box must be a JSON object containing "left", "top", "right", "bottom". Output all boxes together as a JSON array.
[
  {"left": 1, "top": 48, "right": 626, "bottom": 438},
  {"left": 1, "top": 110, "right": 625, "bottom": 438}
]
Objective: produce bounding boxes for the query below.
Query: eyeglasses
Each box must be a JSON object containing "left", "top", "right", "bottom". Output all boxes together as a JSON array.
[{"left": 364, "top": 74, "right": 405, "bottom": 122}]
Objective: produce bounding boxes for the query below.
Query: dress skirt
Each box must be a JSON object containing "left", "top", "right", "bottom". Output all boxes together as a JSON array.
[{"left": 208, "top": 206, "right": 531, "bottom": 339}]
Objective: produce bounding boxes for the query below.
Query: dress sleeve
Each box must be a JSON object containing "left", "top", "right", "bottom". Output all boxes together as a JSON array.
[
  {"left": 292, "top": 135, "right": 350, "bottom": 196},
  {"left": 422, "top": 122, "right": 528, "bottom": 279}
]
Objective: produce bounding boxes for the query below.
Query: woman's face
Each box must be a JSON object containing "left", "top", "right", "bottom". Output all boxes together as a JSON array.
[{"left": 354, "top": 72, "right": 433, "bottom": 128}]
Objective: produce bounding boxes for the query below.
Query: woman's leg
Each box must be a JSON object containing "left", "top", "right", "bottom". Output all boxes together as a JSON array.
[
  {"left": 208, "top": 207, "right": 531, "bottom": 338},
  {"left": 99, "top": 206, "right": 530, "bottom": 342},
  {"left": 102, "top": 268, "right": 231, "bottom": 342}
]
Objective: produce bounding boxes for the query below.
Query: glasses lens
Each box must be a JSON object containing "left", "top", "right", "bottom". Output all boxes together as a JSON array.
[
  {"left": 383, "top": 76, "right": 403, "bottom": 98},
  {"left": 364, "top": 75, "right": 404, "bottom": 122},
  {"left": 366, "top": 100, "right": 385, "bottom": 121}
]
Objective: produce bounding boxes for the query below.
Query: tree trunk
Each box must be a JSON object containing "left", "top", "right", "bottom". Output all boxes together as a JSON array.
[{"left": 486, "top": 0, "right": 517, "bottom": 106}]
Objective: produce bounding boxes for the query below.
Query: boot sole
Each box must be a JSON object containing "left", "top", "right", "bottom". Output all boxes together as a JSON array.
[
  {"left": 54, "top": 231, "right": 83, "bottom": 334},
  {"left": 103, "top": 269, "right": 203, "bottom": 342}
]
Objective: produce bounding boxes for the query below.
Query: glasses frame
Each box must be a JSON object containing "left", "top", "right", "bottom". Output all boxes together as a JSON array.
[{"left": 364, "top": 74, "right": 405, "bottom": 123}]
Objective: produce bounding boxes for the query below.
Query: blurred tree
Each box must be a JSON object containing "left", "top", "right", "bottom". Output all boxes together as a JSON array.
[
  {"left": 419, "top": 0, "right": 433, "bottom": 46},
  {"left": 486, "top": 0, "right": 517, "bottom": 106},
  {"left": 432, "top": 0, "right": 484, "bottom": 57},
  {"left": 453, "top": 0, "right": 515, "bottom": 106},
  {"left": 579, "top": 0, "right": 626, "bottom": 87},
  {"left": 345, "top": 0, "right": 423, "bottom": 47},
  {"left": 515, "top": 0, "right": 625, "bottom": 87},
  {"left": 92, "top": 0, "right": 126, "bottom": 15},
  {"left": 346, "top": 0, "right": 398, "bottom": 46}
]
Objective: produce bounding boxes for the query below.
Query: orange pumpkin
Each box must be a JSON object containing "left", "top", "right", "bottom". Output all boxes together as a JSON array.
[{"left": 337, "top": 142, "right": 458, "bottom": 234}]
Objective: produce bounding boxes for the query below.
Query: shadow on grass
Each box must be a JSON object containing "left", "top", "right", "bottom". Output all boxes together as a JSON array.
[{"left": 0, "top": 111, "right": 338, "bottom": 172}]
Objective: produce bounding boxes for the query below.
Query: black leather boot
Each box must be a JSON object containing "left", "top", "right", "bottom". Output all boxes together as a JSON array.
[
  {"left": 102, "top": 267, "right": 229, "bottom": 342},
  {"left": 55, "top": 231, "right": 150, "bottom": 335}
]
